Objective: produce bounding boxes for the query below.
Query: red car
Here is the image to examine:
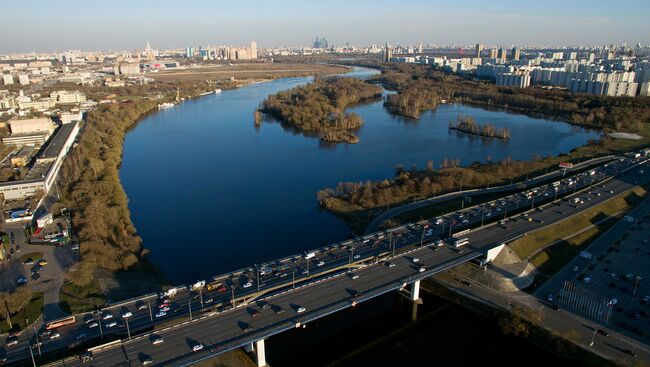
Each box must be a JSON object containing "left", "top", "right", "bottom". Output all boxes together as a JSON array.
[{"left": 217, "top": 286, "right": 227, "bottom": 293}]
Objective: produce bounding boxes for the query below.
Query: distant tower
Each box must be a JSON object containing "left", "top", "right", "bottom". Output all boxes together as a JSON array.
[
  {"left": 384, "top": 43, "right": 393, "bottom": 62},
  {"left": 475, "top": 43, "right": 483, "bottom": 58},
  {"left": 250, "top": 40, "right": 257, "bottom": 59},
  {"left": 511, "top": 47, "right": 520, "bottom": 61},
  {"left": 489, "top": 48, "right": 497, "bottom": 59},
  {"left": 418, "top": 41, "right": 423, "bottom": 54}
]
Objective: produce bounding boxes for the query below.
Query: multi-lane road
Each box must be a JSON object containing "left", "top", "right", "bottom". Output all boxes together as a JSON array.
[{"left": 2, "top": 153, "right": 648, "bottom": 366}]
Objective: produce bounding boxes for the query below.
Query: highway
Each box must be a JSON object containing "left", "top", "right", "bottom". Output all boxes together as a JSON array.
[{"left": 2, "top": 152, "right": 647, "bottom": 366}]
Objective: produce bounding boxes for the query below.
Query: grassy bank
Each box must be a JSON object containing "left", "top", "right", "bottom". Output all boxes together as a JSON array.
[
  {"left": 59, "top": 281, "right": 106, "bottom": 314},
  {"left": 0, "top": 292, "right": 44, "bottom": 333},
  {"left": 511, "top": 186, "right": 648, "bottom": 261}
]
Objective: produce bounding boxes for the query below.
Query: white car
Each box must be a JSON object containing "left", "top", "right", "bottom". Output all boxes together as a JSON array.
[
  {"left": 152, "top": 336, "right": 164, "bottom": 345},
  {"left": 88, "top": 322, "right": 99, "bottom": 328},
  {"left": 353, "top": 254, "right": 361, "bottom": 259},
  {"left": 160, "top": 306, "right": 170, "bottom": 312},
  {"left": 192, "top": 344, "right": 204, "bottom": 352},
  {"left": 243, "top": 281, "right": 252, "bottom": 289},
  {"left": 102, "top": 313, "right": 113, "bottom": 320},
  {"left": 317, "top": 261, "right": 325, "bottom": 267},
  {"left": 50, "top": 332, "right": 61, "bottom": 340},
  {"left": 418, "top": 267, "right": 426, "bottom": 273},
  {"left": 155, "top": 311, "right": 167, "bottom": 318},
  {"left": 105, "top": 321, "right": 117, "bottom": 328},
  {"left": 297, "top": 306, "right": 306, "bottom": 313},
  {"left": 122, "top": 311, "right": 133, "bottom": 319},
  {"left": 412, "top": 258, "right": 419, "bottom": 263}
]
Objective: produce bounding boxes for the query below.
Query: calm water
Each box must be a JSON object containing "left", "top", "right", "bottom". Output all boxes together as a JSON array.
[{"left": 120, "top": 67, "right": 600, "bottom": 284}]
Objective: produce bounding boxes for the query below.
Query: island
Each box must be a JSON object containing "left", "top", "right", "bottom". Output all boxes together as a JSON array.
[
  {"left": 449, "top": 115, "right": 511, "bottom": 139},
  {"left": 260, "top": 76, "right": 382, "bottom": 143}
]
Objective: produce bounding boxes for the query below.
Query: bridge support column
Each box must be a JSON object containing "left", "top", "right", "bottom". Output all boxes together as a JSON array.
[
  {"left": 410, "top": 280, "right": 421, "bottom": 303},
  {"left": 254, "top": 339, "right": 267, "bottom": 367},
  {"left": 244, "top": 342, "right": 254, "bottom": 353}
]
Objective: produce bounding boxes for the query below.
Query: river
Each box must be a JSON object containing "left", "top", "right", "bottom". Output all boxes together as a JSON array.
[{"left": 120, "top": 67, "right": 600, "bottom": 284}]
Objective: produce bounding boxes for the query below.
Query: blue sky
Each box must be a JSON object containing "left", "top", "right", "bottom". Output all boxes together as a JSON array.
[{"left": 1, "top": 0, "right": 648, "bottom": 53}]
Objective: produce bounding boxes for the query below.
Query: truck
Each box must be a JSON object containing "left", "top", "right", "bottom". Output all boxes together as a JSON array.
[{"left": 206, "top": 280, "right": 222, "bottom": 291}]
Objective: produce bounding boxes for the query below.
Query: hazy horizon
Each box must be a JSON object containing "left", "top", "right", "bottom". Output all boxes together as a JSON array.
[{"left": 1, "top": 0, "right": 649, "bottom": 54}]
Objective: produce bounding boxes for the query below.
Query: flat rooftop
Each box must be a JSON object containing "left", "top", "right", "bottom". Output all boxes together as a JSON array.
[{"left": 37, "top": 122, "right": 76, "bottom": 161}]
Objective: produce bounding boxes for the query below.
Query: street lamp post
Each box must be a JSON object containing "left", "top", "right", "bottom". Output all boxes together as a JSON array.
[
  {"left": 255, "top": 264, "right": 260, "bottom": 293},
  {"left": 199, "top": 287, "right": 204, "bottom": 309},
  {"left": 33, "top": 324, "right": 41, "bottom": 356},
  {"left": 231, "top": 286, "right": 235, "bottom": 306},
  {"left": 589, "top": 328, "right": 597, "bottom": 347},
  {"left": 125, "top": 317, "right": 131, "bottom": 340},
  {"left": 147, "top": 300, "right": 153, "bottom": 322},
  {"left": 292, "top": 269, "right": 296, "bottom": 289},
  {"left": 419, "top": 226, "right": 427, "bottom": 247},
  {"left": 633, "top": 276, "right": 642, "bottom": 297},
  {"left": 188, "top": 298, "right": 193, "bottom": 321},
  {"left": 28, "top": 346, "right": 36, "bottom": 367}
]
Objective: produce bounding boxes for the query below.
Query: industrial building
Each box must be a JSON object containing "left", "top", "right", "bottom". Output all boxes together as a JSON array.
[{"left": 0, "top": 121, "right": 80, "bottom": 201}]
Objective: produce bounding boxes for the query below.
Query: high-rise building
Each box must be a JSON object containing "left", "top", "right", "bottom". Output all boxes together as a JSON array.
[
  {"left": 250, "top": 40, "right": 257, "bottom": 59},
  {"left": 2, "top": 74, "right": 13, "bottom": 85},
  {"left": 475, "top": 43, "right": 483, "bottom": 58},
  {"left": 383, "top": 43, "right": 393, "bottom": 62},
  {"left": 489, "top": 48, "right": 498, "bottom": 59},
  {"left": 511, "top": 47, "right": 520, "bottom": 61},
  {"left": 418, "top": 41, "right": 423, "bottom": 54},
  {"left": 18, "top": 74, "right": 29, "bottom": 85},
  {"left": 185, "top": 47, "right": 195, "bottom": 58},
  {"left": 497, "top": 48, "right": 507, "bottom": 63}
]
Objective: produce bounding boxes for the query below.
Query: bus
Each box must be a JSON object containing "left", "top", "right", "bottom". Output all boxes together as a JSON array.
[
  {"left": 46, "top": 316, "right": 76, "bottom": 330},
  {"left": 453, "top": 238, "right": 470, "bottom": 248}
]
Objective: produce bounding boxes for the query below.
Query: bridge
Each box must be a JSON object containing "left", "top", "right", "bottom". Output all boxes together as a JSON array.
[{"left": 3, "top": 153, "right": 648, "bottom": 367}]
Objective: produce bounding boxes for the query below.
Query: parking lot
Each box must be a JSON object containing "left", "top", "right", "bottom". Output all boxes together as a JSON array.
[{"left": 543, "top": 195, "right": 650, "bottom": 344}]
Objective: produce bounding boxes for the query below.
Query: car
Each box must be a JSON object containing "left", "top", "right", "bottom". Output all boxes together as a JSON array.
[
  {"left": 460, "top": 280, "right": 472, "bottom": 287},
  {"left": 152, "top": 335, "right": 164, "bottom": 345},
  {"left": 623, "top": 349, "right": 637, "bottom": 358},
  {"left": 353, "top": 254, "right": 361, "bottom": 259},
  {"left": 155, "top": 311, "right": 167, "bottom": 318},
  {"left": 418, "top": 266, "right": 426, "bottom": 273},
  {"left": 582, "top": 276, "right": 592, "bottom": 284},
  {"left": 243, "top": 281, "right": 253, "bottom": 288},
  {"left": 16, "top": 277, "right": 27, "bottom": 286},
  {"left": 274, "top": 306, "right": 285, "bottom": 315},
  {"left": 105, "top": 321, "right": 117, "bottom": 328},
  {"left": 412, "top": 257, "right": 420, "bottom": 263},
  {"left": 122, "top": 311, "right": 133, "bottom": 319},
  {"left": 31, "top": 272, "right": 40, "bottom": 281},
  {"left": 141, "top": 356, "right": 153, "bottom": 365},
  {"left": 192, "top": 344, "right": 204, "bottom": 352},
  {"left": 23, "top": 258, "right": 34, "bottom": 265},
  {"left": 261, "top": 303, "right": 272, "bottom": 310},
  {"left": 5, "top": 337, "right": 18, "bottom": 347},
  {"left": 31, "top": 264, "right": 42, "bottom": 273},
  {"left": 386, "top": 261, "right": 396, "bottom": 268},
  {"left": 158, "top": 301, "right": 171, "bottom": 308},
  {"left": 79, "top": 351, "right": 93, "bottom": 362},
  {"left": 102, "top": 313, "right": 113, "bottom": 320},
  {"left": 573, "top": 266, "right": 579, "bottom": 272},
  {"left": 317, "top": 261, "right": 325, "bottom": 267},
  {"left": 596, "top": 329, "right": 609, "bottom": 336},
  {"left": 297, "top": 306, "right": 307, "bottom": 313},
  {"left": 205, "top": 297, "right": 214, "bottom": 304},
  {"left": 88, "top": 322, "right": 99, "bottom": 328},
  {"left": 160, "top": 306, "right": 170, "bottom": 312},
  {"left": 37, "top": 259, "right": 48, "bottom": 266},
  {"left": 76, "top": 333, "right": 87, "bottom": 341},
  {"left": 547, "top": 294, "right": 554, "bottom": 302},
  {"left": 138, "top": 304, "right": 148, "bottom": 311},
  {"left": 50, "top": 332, "right": 61, "bottom": 340},
  {"left": 550, "top": 304, "right": 560, "bottom": 311},
  {"left": 349, "top": 273, "right": 359, "bottom": 280}
]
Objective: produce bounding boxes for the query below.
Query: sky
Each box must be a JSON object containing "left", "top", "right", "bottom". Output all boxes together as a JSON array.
[{"left": 1, "top": 0, "right": 649, "bottom": 54}]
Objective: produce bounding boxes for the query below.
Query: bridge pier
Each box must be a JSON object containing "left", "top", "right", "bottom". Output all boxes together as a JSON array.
[
  {"left": 245, "top": 339, "right": 268, "bottom": 367},
  {"left": 410, "top": 280, "right": 422, "bottom": 303}
]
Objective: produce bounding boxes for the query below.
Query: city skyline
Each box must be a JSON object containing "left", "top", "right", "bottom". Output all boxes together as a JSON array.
[{"left": 1, "top": 0, "right": 649, "bottom": 54}]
